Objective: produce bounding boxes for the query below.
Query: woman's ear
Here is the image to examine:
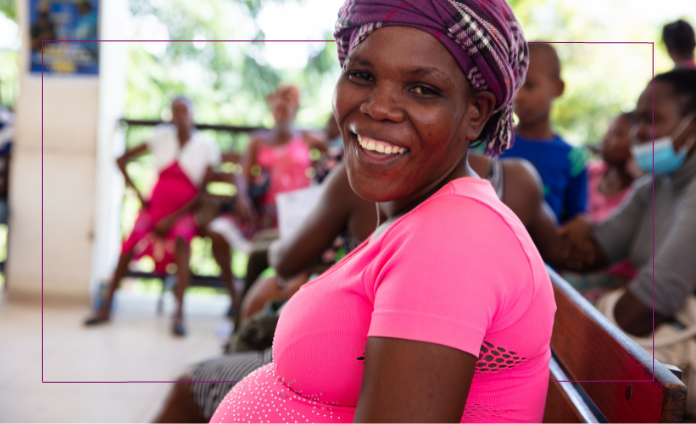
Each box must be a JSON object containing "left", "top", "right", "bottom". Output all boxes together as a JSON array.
[{"left": 466, "top": 91, "right": 497, "bottom": 141}]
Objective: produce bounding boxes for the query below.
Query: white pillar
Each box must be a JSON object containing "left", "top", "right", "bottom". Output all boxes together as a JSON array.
[{"left": 7, "top": 0, "right": 127, "bottom": 304}]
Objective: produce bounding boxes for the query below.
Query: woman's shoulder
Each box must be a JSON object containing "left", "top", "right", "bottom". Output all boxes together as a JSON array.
[
  {"left": 629, "top": 174, "right": 653, "bottom": 200},
  {"left": 149, "top": 123, "right": 176, "bottom": 140},
  {"left": 387, "top": 178, "right": 528, "bottom": 246}
]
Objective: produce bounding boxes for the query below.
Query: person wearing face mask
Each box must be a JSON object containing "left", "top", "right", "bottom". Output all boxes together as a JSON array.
[{"left": 560, "top": 69, "right": 696, "bottom": 339}]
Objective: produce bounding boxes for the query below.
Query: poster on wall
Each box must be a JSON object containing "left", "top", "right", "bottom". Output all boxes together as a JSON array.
[{"left": 29, "top": 0, "right": 99, "bottom": 75}]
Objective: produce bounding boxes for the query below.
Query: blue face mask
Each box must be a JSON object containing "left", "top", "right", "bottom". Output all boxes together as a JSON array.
[{"left": 631, "top": 112, "right": 696, "bottom": 175}]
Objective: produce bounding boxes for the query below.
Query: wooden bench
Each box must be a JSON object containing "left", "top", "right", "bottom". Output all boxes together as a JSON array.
[{"left": 543, "top": 267, "right": 687, "bottom": 423}]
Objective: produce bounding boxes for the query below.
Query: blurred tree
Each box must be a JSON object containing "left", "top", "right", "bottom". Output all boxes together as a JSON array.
[
  {"left": 509, "top": 0, "right": 660, "bottom": 147},
  {"left": 0, "top": 0, "right": 18, "bottom": 108},
  {"left": 0, "top": 0, "right": 15, "bottom": 19},
  {"left": 125, "top": 0, "right": 341, "bottom": 152}
]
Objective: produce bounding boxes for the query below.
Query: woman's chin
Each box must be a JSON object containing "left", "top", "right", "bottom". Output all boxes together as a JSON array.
[{"left": 349, "top": 178, "right": 410, "bottom": 203}]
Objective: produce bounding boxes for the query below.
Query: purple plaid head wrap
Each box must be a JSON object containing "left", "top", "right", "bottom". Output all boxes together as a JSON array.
[{"left": 334, "top": 0, "right": 528, "bottom": 156}]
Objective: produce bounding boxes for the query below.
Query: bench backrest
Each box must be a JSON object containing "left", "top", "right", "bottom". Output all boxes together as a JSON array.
[
  {"left": 547, "top": 267, "right": 686, "bottom": 423},
  {"left": 544, "top": 356, "right": 599, "bottom": 423}
]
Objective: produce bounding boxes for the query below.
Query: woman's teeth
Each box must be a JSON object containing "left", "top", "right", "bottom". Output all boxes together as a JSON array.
[{"left": 358, "top": 135, "right": 406, "bottom": 154}]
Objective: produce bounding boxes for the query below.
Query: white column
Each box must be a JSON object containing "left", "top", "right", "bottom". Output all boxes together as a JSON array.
[{"left": 7, "top": 0, "right": 127, "bottom": 304}]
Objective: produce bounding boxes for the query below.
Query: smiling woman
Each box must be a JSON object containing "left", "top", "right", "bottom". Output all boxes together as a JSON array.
[{"left": 209, "top": 1, "right": 557, "bottom": 423}]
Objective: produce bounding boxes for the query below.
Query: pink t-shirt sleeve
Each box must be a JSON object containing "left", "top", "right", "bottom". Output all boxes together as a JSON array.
[{"left": 366, "top": 193, "right": 534, "bottom": 357}]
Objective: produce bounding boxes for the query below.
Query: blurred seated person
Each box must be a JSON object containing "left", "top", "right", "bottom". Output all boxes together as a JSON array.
[
  {"left": 562, "top": 112, "right": 643, "bottom": 299},
  {"left": 499, "top": 43, "right": 588, "bottom": 224},
  {"left": 559, "top": 69, "right": 696, "bottom": 338},
  {"left": 588, "top": 112, "right": 640, "bottom": 221},
  {"left": 663, "top": 19, "right": 696, "bottom": 71},
  {"left": 84, "top": 97, "right": 221, "bottom": 336},
  {"left": 208, "top": 85, "right": 326, "bottom": 248},
  {"left": 205, "top": 86, "right": 327, "bottom": 304}
]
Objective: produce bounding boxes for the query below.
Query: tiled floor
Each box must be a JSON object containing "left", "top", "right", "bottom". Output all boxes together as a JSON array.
[{"left": 0, "top": 288, "right": 235, "bottom": 422}]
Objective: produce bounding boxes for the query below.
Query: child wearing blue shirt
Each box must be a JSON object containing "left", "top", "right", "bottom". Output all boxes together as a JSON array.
[{"left": 500, "top": 43, "right": 588, "bottom": 223}]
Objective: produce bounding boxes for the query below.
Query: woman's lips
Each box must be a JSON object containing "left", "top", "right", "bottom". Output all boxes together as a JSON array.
[
  {"left": 357, "top": 135, "right": 407, "bottom": 154},
  {"left": 353, "top": 134, "right": 409, "bottom": 170}
]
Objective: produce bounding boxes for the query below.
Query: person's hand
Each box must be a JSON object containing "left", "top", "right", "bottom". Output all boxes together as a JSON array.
[
  {"left": 275, "top": 276, "right": 289, "bottom": 292},
  {"left": 235, "top": 194, "right": 256, "bottom": 223},
  {"left": 153, "top": 215, "right": 175, "bottom": 238},
  {"left": 558, "top": 215, "right": 594, "bottom": 269}
]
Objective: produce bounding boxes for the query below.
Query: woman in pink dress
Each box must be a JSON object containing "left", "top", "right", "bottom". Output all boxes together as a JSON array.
[{"left": 84, "top": 97, "right": 221, "bottom": 336}]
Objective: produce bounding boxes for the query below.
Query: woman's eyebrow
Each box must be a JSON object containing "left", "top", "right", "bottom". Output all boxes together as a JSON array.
[
  {"left": 346, "top": 55, "right": 373, "bottom": 68},
  {"left": 403, "top": 67, "right": 452, "bottom": 85}
]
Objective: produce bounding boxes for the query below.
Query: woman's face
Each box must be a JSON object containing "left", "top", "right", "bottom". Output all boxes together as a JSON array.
[
  {"left": 271, "top": 95, "right": 297, "bottom": 125},
  {"left": 333, "top": 26, "right": 493, "bottom": 203},
  {"left": 601, "top": 114, "right": 633, "bottom": 164},
  {"left": 171, "top": 99, "right": 193, "bottom": 131},
  {"left": 633, "top": 81, "right": 696, "bottom": 153}
]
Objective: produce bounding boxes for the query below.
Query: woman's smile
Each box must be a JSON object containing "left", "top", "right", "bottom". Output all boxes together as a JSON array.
[{"left": 353, "top": 133, "right": 410, "bottom": 170}]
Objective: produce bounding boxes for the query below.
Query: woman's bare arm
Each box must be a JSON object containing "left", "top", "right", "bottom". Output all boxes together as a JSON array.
[
  {"left": 302, "top": 130, "right": 329, "bottom": 153},
  {"left": 268, "top": 162, "right": 373, "bottom": 280},
  {"left": 354, "top": 337, "right": 476, "bottom": 423},
  {"left": 501, "top": 159, "right": 566, "bottom": 266},
  {"left": 116, "top": 143, "right": 149, "bottom": 206},
  {"left": 234, "top": 137, "right": 260, "bottom": 222}
]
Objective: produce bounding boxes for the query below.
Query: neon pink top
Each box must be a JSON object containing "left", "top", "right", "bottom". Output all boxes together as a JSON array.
[{"left": 210, "top": 178, "right": 556, "bottom": 423}]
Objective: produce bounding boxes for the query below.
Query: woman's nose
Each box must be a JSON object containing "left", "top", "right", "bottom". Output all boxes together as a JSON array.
[
  {"left": 359, "top": 83, "right": 405, "bottom": 123},
  {"left": 633, "top": 121, "right": 651, "bottom": 144}
]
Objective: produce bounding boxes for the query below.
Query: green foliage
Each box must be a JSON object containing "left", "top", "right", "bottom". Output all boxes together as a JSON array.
[
  {"left": 0, "top": 0, "right": 15, "bottom": 20},
  {"left": 0, "top": 49, "right": 18, "bottom": 108},
  {"left": 507, "top": 0, "right": 660, "bottom": 146},
  {"left": 0, "top": 3, "right": 18, "bottom": 107},
  {"left": 122, "top": 1, "right": 339, "bottom": 281}
]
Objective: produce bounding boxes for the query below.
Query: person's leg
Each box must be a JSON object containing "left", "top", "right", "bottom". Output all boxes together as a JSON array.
[
  {"left": 173, "top": 237, "right": 191, "bottom": 336},
  {"left": 232, "top": 248, "right": 269, "bottom": 330},
  {"left": 208, "top": 230, "right": 237, "bottom": 312},
  {"left": 154, "top": 349, "right": 274, "bottom": 422},
  {"left": 242, "top": 248, "right": 269, "bottom": 302},
  {"left": 152, "top": 370, "right": 206, "bottom": 423},
  {"left": 85, "top": 250, "right": 134, "bottom": 324}
]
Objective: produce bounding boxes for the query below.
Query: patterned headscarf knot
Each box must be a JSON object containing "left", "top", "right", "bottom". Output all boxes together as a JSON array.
[{"left": 334, "top": 0, "right": 528, "bottom": 156}]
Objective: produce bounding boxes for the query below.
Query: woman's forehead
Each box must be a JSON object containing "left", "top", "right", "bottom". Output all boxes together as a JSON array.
[
  {"left": 348, "top": 26, "right": 461, "bottom": 82},
  {"left": 638, "top": 82, "right": 679, "bottom": 113}
]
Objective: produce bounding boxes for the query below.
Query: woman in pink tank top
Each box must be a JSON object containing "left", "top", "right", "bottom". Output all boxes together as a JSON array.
[
  {"left": 210, "top": 1, "right": 556, "bottom": 422},
  {"left": 230, "top": 86, "right": 327, "bottom": 237}
]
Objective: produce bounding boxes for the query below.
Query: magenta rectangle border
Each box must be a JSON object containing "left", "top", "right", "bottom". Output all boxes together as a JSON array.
[{"left": 41, "top": 39, "right": 656, "bottom": 384}]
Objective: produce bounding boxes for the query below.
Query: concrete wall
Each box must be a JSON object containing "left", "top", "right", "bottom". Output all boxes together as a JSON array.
[{"left": 7, "top": 0, "right": 127, "bottom": 304}]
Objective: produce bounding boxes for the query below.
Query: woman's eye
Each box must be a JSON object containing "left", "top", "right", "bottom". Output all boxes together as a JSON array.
[
  {"left": 411, "top": 86, "right": 437, "bottom": 96},
  {"left": 348, "top": 71, "right": 373, "bottom": 83}
]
